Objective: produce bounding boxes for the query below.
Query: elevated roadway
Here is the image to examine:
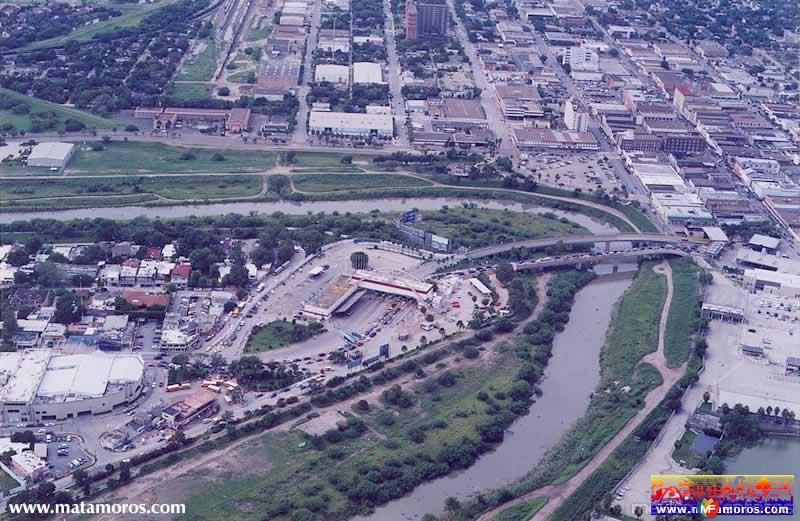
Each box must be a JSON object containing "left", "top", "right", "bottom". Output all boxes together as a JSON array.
[
  {"left": 510, "top": 247, "right": 686, "bottom": 272},
  {"left": 467, "top": 233, "right": 685, "bottom": 259}
]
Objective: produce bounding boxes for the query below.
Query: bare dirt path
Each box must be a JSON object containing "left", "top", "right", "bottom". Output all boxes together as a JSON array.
[{"left": 478, "top": 261, "right": 681, "bottom": 521}]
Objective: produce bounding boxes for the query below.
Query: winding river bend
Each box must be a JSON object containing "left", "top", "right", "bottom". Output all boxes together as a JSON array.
[
  {"left": 357, "top": 272, "right": 636, "bottom": 520},
  {"left": 0, "top": 197, "right": 617, "bottom": 234}
]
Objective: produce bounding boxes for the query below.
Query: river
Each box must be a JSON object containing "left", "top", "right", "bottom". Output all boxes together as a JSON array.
[
  {"left": 357, "top": 272, "right": 636, "bottom": 520},
  {"left": 0, "top": 197, "right": 617, "bottom": 235},
  {"left": 723, "top": 437, "right": 800, "bottom": 520}
]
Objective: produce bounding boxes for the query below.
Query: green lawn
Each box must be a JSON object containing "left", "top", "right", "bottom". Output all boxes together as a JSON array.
[
  {"left": 0, "top": 466, "right": 19, "bottom": 494},
  {"left": 671, "top": 430, "right": 705, "bottom": 469},
  {"left": 67, "top": 142, "right": 276, "bottom": 174},
  {"left": 494, "top": 497, "right": 548, "bottom": 521},
  {"left": 245, "top": 16, "right": 273, "bottom": 41},
  {"left": 244, "top": 321, "right": 325, "bottom": 353},
  {"left": 0, "top": 176, "right": 261, "bottom": 208},
  {"left": 23, "top": 0, "right": 180, "bottom": 49},
  {"left": 227, "top": 70, "right": 256, "bottom": 84},
  {"left": 167, "top": 82, "right": 212, "bottom": 102},
  {"left": 0, "top": 163, "right": 59, "bottom": 177},
  {"left": 183, "top": 341, "right": 525, "bottom": 519},
  {"left": 601, "top": 263, "right": 667, "bottom": 384},
  {"left": 414, "top": 207, "right": 586, "bottom": 248},
  {"left": 0, "top": 87, "right": 119, "bottom": 130},
  {"left": 174, "top": 39, "right": 219, "bottom": 81},
  {"left": 288, "top": 152, "right": 373, "bottom": 168},
  {"left": 291, "top": 173, "right": 431, "bottom": 192},
  {"left": 663, "top": 259, "right": 702, "bottom": 368}
]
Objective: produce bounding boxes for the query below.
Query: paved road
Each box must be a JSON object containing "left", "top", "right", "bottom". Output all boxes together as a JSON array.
[
  {"left": 467, "top": 233, "right": 681, "bottom": 258},
  {"left": 443, "top": 0, "right": 512, "bottom": 156},
  {"left": 383, "top": 0, "right": 409, "bottom": 146},
  {"left": 291, "top": 0, "right": 323, "bottom": 146}
]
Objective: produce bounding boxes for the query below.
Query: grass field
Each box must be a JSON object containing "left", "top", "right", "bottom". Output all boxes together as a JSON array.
[
  {"left": 415, "top": 207, "right": 586, "bottom": 248},
  {"left": 174, "top": 39, "right": 218, "bottom": 82},
  {"left": 0, "top": 176, "right": 261, "bottom": 208},
  {"left": 244, "top": 321, "right": 324, "bottom": 353},
  {"left": 601, "top": 263, "right": 667, "bottom": 384},
  {"left": 671, "top": 430, "right": 705, "bottom": 469},
  {"left": 245, "top": 16, "right": 273, "bottom": 41},
  {"left": 287, "top": 152, "right": 387, "bottom": 171},
  {"left": 67, "top": 142, "right": 276, "bottom": 175},
  {"left": 180, "top": 345, "right": 525, "bottom": 519},
  {"left": 0, "top": 467, "right": 19, "bottom": 495},
  {"left": 23, "top": 0, "right": 179, "bottom": 49},
  {"left": 167, "top": 82, "right": 212, "bottom": 102},
  {"left": 663, "top": 259, "right": 702, "bottom": 368},
  {"left": 292, "top": 174, "right": 432, "bottom": 193},
  {"left": 0, "top": 87, "right": 119, "bottom": 130},
  {"left": 494, "top": 497, "right": 547, "bottom": 521}
]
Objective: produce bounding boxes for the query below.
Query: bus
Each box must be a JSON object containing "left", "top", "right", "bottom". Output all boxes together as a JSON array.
[
  {"left": 342, "top": 333, "right": 358, "bottom": 345},
  {"left": 166, "top": 384, "right": 181, "bottom": 392}
]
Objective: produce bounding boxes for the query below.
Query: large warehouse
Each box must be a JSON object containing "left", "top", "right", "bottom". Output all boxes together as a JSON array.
[
  {"left": 27, "top": 142, "right": 75, "bottom": 168},
  {"left": 309, "top": 111, "right": 394, "bottom": 138},
  {"left": 0, "top": 350, "right": 145, "bottom": 423},
  {"left": 353, "top": 62, "right": 384, "bottom": 84}
]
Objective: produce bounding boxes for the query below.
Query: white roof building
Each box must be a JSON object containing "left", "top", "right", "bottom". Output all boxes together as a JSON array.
[
  {"left": 309, "top": 111, "right": 394, "bottom": 138},
  {"left": 0, "top": 351, "right": 145, "bottom": 423},
  {"left": 315, "top": 64, "right": 349, "bottom": 85},
  {"left": 26, "top": 142, "right": 75, "bottom": 168},
  {"left": 161, "top": 244, "right": 176, "bottom": 259},
  {"left": 353, "top": 62, "right": 384, "bottom": 84},
  {"left": 36, "top": 353, "right": 144, "bottom": 402}
]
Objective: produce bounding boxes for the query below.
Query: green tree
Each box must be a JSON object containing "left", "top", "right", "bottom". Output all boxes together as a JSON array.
[
  {"left": 54, "top": 292, "right": 83, "bottom": 324},
  {"left": 36, "top": 262, "right": 62, "bottom": 287}
]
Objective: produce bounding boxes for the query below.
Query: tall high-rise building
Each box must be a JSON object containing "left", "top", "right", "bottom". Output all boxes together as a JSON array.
[
  {"left": 405, "top": 0, "right": 447, "bottom": 40},
  {"left": 563, "top": 98, "right": 590, "bottom": 132}
]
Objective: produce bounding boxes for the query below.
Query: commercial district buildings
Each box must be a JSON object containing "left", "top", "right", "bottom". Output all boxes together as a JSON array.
[{"left": 0, "top": 350, "right": 144, "bottom": 424}]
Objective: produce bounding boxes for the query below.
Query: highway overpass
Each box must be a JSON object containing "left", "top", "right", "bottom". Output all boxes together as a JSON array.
[
  {"left": 510, "top": 247, "right": 686, "bottom": 272},
  {"left": 467, "top": 233, "right": 685, "bottom": 259}
]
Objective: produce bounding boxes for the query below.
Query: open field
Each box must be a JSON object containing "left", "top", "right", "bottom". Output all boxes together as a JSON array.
[
  {"left": 167, "top": 82, "right": 212, "bottom": 102},
  {"left": 245, "top": 16, "right": 273, "bottom": 41},
  {"left": 0, "top": 87, "right": 119, "bottom": 130},
  {"left": 291, "top": 174, "right": 432, "bottom": 193},
  {"left": 0, "top": 467, "right": 19, "bottom": 495},
  {"left": 0, "top": 163, "right": 58, "bottom": 178},
  {"left": 244, "top": 321, "right": 324, "bottom": 353},
  {"left": 67, "top": 142, "right": 276, "bottom": 175},
  {"left": 177, "top": 347, "right": 525, "bottom": 519},
  {"left": 286, "top": 152, "right": 385, "bottom": 171},
  {"left": 0, "top": 176, "right": 262, "bottom": 209},
  {"left": 663, "top": 259, "right": 702, "bottom": 368},
  {"left": 22, "top": 0, "right": 179, "bottom": 49},
  {"left": 601, "top": 263, "right": 667, "bottom": 383},
  {"left": 494, "top": 497, "right": 547, "bottom": 521},
  {"left": 0, "top": 175, "right": 261, "bottom": 201},
  {"left": 174, "top": 39, "right": 219, "bottom": 82},
  {"left": 671, "top": 430, "right": 704, "bottom": 469},
  {"left": 415, "top": 207, "right": 586, "bottom": 248}
]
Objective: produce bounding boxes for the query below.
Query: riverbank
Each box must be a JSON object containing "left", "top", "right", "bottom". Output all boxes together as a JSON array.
[
  {"left": 360, "top": 271, "right": 635, "bottom": 520},
  {"left": 1, "top": 170, "right": 652, "bottom": 233},
  {"left": 450, "top": 260, "right": 697, "bottom": 521}
]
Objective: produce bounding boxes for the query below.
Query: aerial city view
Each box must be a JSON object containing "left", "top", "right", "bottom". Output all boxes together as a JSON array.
[{"left": 0, "top": 0, "right": 798, "bottom": 518}]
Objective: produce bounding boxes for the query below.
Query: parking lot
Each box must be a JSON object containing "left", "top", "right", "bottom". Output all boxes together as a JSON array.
[{"left": 519, "top": 152, "right": 624, "bottom": 195}]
